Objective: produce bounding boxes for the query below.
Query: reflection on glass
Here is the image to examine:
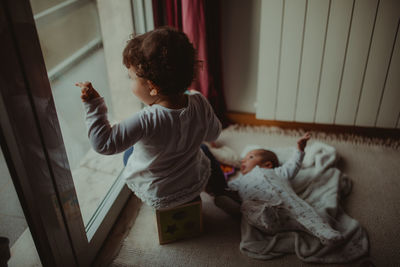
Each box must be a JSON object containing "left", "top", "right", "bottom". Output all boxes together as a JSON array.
[
  {"left": 0, "top": 150, "right": 41, "bottom": 266},
  {"left": 31, "top": 0, "right": 127, "bottom": 225},
  {"left": 35, "top": 1, "right": 101, "bottom": 71},
  {"left": 30, "top": 0, "right": 67, "bottom": 15}
]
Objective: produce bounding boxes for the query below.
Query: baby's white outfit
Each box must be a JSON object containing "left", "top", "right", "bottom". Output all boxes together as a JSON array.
[
  {"left": 229, "top": 150, "right": 342, "bottom": 245},
  {"left": 84, "top": 92, "right": 221, "bottom": 209}
]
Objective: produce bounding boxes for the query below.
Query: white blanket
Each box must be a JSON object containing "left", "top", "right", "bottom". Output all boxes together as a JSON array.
[{"left": 209, "top": 142, "right": 369, "bottom": 263}]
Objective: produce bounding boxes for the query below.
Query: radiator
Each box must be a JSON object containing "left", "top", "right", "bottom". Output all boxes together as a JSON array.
[{"left": 256, "top": 0, "right": 400, "bottom": 128}]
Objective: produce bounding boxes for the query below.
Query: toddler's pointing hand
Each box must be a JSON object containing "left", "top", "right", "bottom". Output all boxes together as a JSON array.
[
  {"left": 76, "top": 81, "right": 100, "bottom": 102},
  {"left": 297, "top": 132, "right": 311, "bottom": 152}
]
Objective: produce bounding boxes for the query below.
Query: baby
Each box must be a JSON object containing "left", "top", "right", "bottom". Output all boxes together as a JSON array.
[
  {"left": 227, "top": 133, "right": 343, "bottom": 245},
  {"left": 232, "top": 133, "right": 310, "bottom": 197}
]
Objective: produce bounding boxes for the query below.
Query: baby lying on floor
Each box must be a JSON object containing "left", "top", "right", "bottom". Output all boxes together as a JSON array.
[{"left": 221, "top": 133, "right": 343, "bottom": 246}]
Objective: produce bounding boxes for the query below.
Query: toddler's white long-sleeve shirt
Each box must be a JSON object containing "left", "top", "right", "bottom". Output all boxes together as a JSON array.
[{"left": 84, "top": 92, "right": 221, "bottom": 209}]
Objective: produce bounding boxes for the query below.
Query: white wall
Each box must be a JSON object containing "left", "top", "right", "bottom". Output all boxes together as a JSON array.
[{"left": 221, "top": 0, "right": 261, "bottom": 113}]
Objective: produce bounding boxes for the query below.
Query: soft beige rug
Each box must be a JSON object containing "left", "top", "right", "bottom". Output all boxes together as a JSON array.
[{"left": 111, "top": 125, "right": 400, "bottom": 267}]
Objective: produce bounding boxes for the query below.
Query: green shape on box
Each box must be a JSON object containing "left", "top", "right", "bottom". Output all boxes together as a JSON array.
[{"left": 157, "top": 202, "right": 202, "bottom": 243}]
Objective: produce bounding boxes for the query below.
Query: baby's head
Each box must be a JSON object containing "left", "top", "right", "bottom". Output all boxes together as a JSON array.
[
  {"left": 240, "top": 149, "right": 279, "bottom": 175},
  {"left": 123, "top": 26, "right": 196, "bottom": 97}
]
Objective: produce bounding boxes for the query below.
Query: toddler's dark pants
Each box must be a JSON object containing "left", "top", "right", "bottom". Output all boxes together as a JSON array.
[{"left": 200, "top": 144, "right": 228, "bottom": 195}]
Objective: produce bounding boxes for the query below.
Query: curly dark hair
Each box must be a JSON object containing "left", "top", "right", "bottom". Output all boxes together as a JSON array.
[{"left": 123, "top": 26, "right": 197, "bottom": 95}]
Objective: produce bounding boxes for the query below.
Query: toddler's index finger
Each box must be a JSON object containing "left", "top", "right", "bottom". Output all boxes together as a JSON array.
[
  {"left": 75, "top": 82, "right": 85, "bottom": 88},
  {"left": 304, "top": 132, "right": 311, "bottom": 140},
  {"left": 75, "top": 81, "right": 91, "bottom": 89}
]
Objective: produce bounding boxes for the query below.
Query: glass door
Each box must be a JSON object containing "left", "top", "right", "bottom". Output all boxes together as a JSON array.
[
  {"left": 0, "top": 0, "right": 153, "bottom": 265},
  {"left": 31, "top": 0, "right": 134, "bottom": 228}
]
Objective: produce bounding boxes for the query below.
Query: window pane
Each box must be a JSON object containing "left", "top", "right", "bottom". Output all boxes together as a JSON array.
[{"left": 31, "top": 0, "right": 138, "bottom": 226}]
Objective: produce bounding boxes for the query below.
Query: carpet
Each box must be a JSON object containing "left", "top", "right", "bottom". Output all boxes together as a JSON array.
[{"left": 110, "top": 125, "right": 400, "bottom": 267}]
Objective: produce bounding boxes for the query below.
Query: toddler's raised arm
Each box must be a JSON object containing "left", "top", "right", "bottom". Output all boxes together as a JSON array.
[
  {"left": 76, "top": 81, "right": 100, "bottom": 102},
  {"left": 76, "top": 82, "right": 145, "bottom": 155},
  {"left": 83, "top": 97, "right": 145, "bottom": 155}
]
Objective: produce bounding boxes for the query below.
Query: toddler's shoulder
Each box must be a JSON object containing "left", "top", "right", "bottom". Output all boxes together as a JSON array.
[
  {"left": 136, "top": 105, "right": 155, "bottom": 118},
  {"left": 187, "top": 91, "right": 212, "bottom": 112},
  {"left": 186, "top": 90, "right": 206, "bottom": 100},
  {"left": 132, "top": 106, "right": 161, "bottom": 127},
  {"left": 185, "top": 89, "right": 202, "bottom": 95}
]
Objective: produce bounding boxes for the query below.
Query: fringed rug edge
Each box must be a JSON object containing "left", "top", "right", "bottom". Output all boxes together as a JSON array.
[{"left": 224, "top": 125, "right": 400, "bottom": 150}]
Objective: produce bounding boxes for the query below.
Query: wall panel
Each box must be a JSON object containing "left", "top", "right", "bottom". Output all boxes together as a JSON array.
[
  {"left": 255, "top": 0, "right": 283, "bottom": 119},
  {"left": 334, "top": 0, "right": 378, "bottom": 125},
  {"left": 295, "top": 0, "right": 330, "bottom": 123},
  {"left": 252, "top": 0, "right": 399, "bottom": 129},
  {"left": 315, "top": 0, "right": 354, "bottom": 124},
  {"left": 275, "top": 0, "right": 306, "bottom": 121},
  {"left": 376, "top": 22, "right": 400, "bottom": 128},
  {"left": 355, "top": 0, "right": 400, "bottom": 127}
]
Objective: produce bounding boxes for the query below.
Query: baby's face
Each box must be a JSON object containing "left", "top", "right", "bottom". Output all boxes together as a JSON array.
[{"left": 240, "top": 150, "right": 265, "bottom": 175}]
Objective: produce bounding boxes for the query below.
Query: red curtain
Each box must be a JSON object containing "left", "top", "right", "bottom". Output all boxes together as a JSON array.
[
  {"left": 152, "top": 0, "right": 182, "bottom": 29},
  {"left": 152, "top": 0, "right": 227, "bottom": 125}
]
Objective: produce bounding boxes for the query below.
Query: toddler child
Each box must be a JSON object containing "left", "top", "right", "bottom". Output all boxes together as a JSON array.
[
  {"left": 76, "top": 27, "right": 222, "bottom": 210},
  {"left": 227, "top": 133, "right": 343, "bottom": 245}
]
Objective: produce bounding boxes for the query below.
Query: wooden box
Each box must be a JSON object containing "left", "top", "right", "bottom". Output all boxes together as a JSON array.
[{"left": 156, "top": 196, "right": 203, "bottom": 244}]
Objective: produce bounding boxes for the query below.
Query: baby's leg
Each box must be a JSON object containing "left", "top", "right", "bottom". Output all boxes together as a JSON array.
[
  {"left": 242, "top": 188, "right": 342, "bottom": 245},
  {"left": 282, "top": 195, "right": 342, "bottom": 245}
]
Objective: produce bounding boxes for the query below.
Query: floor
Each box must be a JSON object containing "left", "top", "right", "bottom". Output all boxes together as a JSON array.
[
  {"left": 0, "top": 150, "right": 27, "bottom": 247},
  {"left": 108, "top": 127, "right": 400, "bottom": 267},
  {"left": 5, "top": 148, "right": 124, "bottom": 267}
]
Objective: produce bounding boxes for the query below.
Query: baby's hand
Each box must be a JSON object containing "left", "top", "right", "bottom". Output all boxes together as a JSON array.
[
  {"left": 75, "top": 81, "right": 100, "bottom": 102},
  {"left": 297, "top": 132, "right": 311, "bottom": 152}
]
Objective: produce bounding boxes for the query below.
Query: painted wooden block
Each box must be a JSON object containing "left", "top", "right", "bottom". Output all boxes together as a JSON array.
[{"left": 156, "top": 196, "right": 202, "bottom": 245}]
